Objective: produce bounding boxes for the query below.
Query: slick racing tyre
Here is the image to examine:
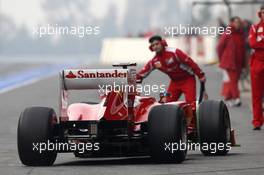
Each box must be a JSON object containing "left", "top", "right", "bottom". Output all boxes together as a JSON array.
[
  {"left": 148, "top": 105, "right": 187, "bottom": 163},
  {"left": 17, "top": 107, "right": 57, "bottom": 166},
  {"left": 197, "top": 100, "right": 231, "bottom": 156}
]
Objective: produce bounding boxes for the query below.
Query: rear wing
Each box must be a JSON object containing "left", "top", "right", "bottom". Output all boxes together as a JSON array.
[
  {"left": 59, "top": 68, "right": 137, "bottom": 121},
  {"left": 62, "top": 69, "right": 130, "bottom": 90}
]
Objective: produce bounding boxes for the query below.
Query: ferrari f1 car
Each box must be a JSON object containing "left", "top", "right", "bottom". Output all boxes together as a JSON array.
[{"left": 17, "top": 63, "right": 236, "bottom": 166}]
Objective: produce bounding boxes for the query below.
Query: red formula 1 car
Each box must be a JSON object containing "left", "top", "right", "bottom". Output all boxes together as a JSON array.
[{"left": 17, "top": 63, "right": 235, "bottom": 166}]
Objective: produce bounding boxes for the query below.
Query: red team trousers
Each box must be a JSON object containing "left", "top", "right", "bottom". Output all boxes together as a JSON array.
[
  {"left": 166, "top": 76, "right": 196, "bottom": 104},
  {"left": 250, "top": 58, "right": 264, "bottom": 127},
  {"left": 221, "top": 70, "right": 240, "bottom": 100}
]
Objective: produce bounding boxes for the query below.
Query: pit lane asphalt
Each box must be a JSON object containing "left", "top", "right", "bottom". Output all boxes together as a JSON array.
[{"left": 0, "top": 63, "right": 264, "bottom": 175}]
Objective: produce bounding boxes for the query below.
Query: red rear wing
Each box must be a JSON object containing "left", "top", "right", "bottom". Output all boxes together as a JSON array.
[{"left": 59, "top": 68, "right": 137, "bottom": 121}]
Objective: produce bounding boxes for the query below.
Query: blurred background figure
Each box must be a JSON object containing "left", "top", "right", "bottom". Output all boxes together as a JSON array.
[
  {"left": 248, "top": 5, "right": 264, "bottom": 130},
  {"left": 217, "top": 16, "right": 246, "bottom": 107}
]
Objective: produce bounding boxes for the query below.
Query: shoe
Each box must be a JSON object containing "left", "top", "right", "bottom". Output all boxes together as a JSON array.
[
  {"left": 233, "top": 98, "right": 242, "bottom": 107},
  {"left": 253, "top": 126, "right": 261, "bottom": 130}
]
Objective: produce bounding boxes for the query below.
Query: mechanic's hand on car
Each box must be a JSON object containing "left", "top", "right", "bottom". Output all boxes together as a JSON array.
[
  {"left": 159, "top": 92, "right": 171, "bottom": 103},
  {"left": 159, "top": 97, "right": 167, "bottom": 103},
  {"left": 199, "top": 75, "right": 206, "bottom": 82}
]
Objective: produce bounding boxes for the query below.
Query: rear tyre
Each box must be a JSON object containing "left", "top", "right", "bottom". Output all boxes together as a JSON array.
[
  {"left": 148, "top": 105, "right": 187, "bottom": 163},
  {"left": 198, "top": 100, "right": 231, "bottom": 156},
  {"left": 17, "top": 107, "right": 57, "bottom": 166}
]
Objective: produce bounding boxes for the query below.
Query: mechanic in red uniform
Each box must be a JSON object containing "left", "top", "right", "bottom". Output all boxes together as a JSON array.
[
  {"left": 137, "top": 35, "right": 206, "bottom": 105},
  {"left": 217, "top": 16, "right": 246, "bottom": 107},
  {"left": 249, "top": 5, "right": 264, "bottom": 130}
]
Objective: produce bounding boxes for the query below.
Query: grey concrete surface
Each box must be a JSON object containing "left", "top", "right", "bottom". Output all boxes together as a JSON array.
[
  {"left": 0, "top": 63, "right": 46, "bottom": 77},
  {"left": 0, "top": 64, "right": 263, "bottom": 175}
]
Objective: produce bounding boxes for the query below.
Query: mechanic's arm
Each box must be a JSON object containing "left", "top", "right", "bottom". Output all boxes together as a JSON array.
[
  {"left": 136, "top": 59, "right": 155, "bottom": 81},
  {"left": 249, "top": 25, "right": 264, "bottom": 49},
  {"left": 175, "top": 49, "right": 206, "bottom": 82}
]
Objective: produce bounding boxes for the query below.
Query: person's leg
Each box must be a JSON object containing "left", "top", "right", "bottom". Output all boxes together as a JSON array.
[
  {"left": 181, "top": 76, "right": 196, "bottom": 128},
  {"left": 228, "top": 70, "right": 240, "bottom": 99},
  {"left": 221, "top": 69, "right": 232, "bottom": 100},
  {"left": 221, "top": 82, "right": 232, "bottom": 100},
  {"left": 250, "top": 59, "right": 264, "bottom": 128},
  {"left": 166, "top": 80, "right": 182, "bottom": 102},
  {"left": 227, "top": 70, "right": 241, "bottom": 106},
  {"left": 182, "top": 77, "right": 196, "bottom": 104}
]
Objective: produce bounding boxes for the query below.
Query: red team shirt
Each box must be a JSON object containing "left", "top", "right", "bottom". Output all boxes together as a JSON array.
[
  {"left": 137, "top": 47, "right": 204, "bottom": 81},
  {"left": 249, "top": 21, "right": 264, "bottom": 61},
  {"left": 248, "top": 21, "right": 264, "bottom": 127}
]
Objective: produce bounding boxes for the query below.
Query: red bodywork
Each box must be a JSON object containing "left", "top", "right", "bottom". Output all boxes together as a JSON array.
[
  {"left": 60, "top": 68, "right": 195, "bottom": 134},
  {"left": 67, "top": 91, "right": 194, "bottom": 128}
]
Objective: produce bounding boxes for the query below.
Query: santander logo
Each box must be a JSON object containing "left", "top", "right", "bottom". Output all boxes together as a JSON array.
[
  {"left": 65, "top": 70, "right": 127, "bottom": 79},
  {"left": 65, "top": 71, "right": 77, "bottom": 79}
]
